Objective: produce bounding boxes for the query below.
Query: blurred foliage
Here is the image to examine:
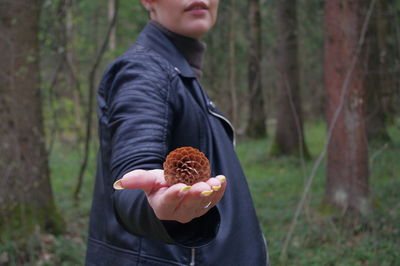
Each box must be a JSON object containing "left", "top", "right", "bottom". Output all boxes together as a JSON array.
[{"left": 37, "top": 0, "right": 400, "bottom": 143}]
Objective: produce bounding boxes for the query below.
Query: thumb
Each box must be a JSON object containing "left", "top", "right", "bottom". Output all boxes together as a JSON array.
[{"left": 113, "top": 169, "right": 168, "bottom": 194}]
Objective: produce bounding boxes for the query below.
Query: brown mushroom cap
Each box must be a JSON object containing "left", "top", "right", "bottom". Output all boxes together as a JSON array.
[{"left": 163, "top": 147, "right": 211, "bottom": 186}]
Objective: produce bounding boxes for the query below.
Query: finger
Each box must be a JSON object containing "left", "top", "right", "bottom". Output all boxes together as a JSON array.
[
  {"left": 210, "top": 175, "right": 227, "bottom": 203},
  {"left": 113, "top": 169, "right": 168, "bottom": 194},
  {"left": 209, "top": 180, "right": 226, "bottom": 207},
  {"left": 173, "top": 177, "right": 227, "bottom": 221},
  {"left": 197, "top": 176, "right": 227, "bottom": 214},
  {"left": 147, "top": 183, "right": 192, "bottom": 220},
  {"left": 216, "top": 175, "right": 227, "bottom": 185},
  {"left": 191, "top": 181, "right": 214, "bottom": 197},
  {"left": 174, "top": 182, "right": 213, "bottom": 216},
  {"left": 206, "top": 177, "right": 222, "bottom": 192}
]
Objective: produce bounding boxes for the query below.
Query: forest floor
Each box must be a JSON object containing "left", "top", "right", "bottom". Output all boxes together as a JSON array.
[
  {"left": 1, "top": 121, "right": 399, "bottom": 265},
  {"left": 237, "top": 122, "right": 400, "bottom": 266}
]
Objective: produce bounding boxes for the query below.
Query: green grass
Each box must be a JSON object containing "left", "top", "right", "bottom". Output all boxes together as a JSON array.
[
  {"left": 1, "top": 122, "right": 399, "bottom": 265},
  {"left": 238, "top": 122, "right": 400, "bottom": 266},
  {"left": 45, "top": 141, "right": 98, "bottom": 265}
]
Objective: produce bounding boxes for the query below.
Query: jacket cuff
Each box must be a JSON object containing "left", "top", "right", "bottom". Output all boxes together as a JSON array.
[
  {"left": 113, "top": 189, "right": 220, "bottom": 248},
  {"left": 161, "top": 206, "right": 220, "bottom": 247}
]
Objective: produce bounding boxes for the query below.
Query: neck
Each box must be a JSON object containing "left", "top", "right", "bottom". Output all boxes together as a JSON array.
[{"left": 150, "top": 20, "right": 206, "bottom": 79}]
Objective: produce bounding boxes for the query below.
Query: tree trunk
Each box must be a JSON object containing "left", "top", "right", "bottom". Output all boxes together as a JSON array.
[
  {"left": 0, "top": 0, "right": 64, "bottom": 239},
  {"left": 271, "top": 0, "right": 309, "bottom": 158},
  {"left": 246, "top": 0, "right": 267, "bottom": 139},
  {"left": 228, "top": 0, "right": 238, "bottom": 128},
  {"left": 108, "top": 0, "right": 117, "bottom": 51},
  {"left": 64, "top": 0, "right": 85, "bottom": 141},
  {"left": 324, "top": 0, "right": 371, "bottom": 215},
  {"left": 365, "top": 0, "right": 392, "bottom": 143}
]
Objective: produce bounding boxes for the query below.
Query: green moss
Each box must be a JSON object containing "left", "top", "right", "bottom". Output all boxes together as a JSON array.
[
  {"left": 268, "top": 139, "right": 281, "bottom": 156},
  {"left": 318, "top": 200, "right": 338, "bottom": 216},
  {"left": 0, "top": 202, "right": 65, "bottom": 243}
]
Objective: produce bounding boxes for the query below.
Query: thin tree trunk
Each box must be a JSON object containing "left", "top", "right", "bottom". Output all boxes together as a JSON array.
[
  {"left": 65, "top": 0, "right": 84, "bottom": 139},
  {"left": 271, "top": 0, "right": 309, "bottom": 158},
  {"left": 365, "top": 0, "right": 392, "bottom": 143},
  {"left": 246, "top": 0, "right": 266, "bottom": 138},
  {"left": 74, "top": 0, "right": 119, "bottom": 201},
  {"left": 228, "top": 0, "right": 238, "bottom": 128},
  {"left": 0, "top": 0, "right": 64, "bottom": 239},
  {"left": 324, "top": 0, "right": 372, "bottom": 215},
  {"left": 108, "top": 0, "right": 117, "bottom": 51}
]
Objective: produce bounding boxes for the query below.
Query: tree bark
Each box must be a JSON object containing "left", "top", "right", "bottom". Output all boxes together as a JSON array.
[
  {"left": 0, "top": 0, "right": 64, "bottom": 239},
  {"left": 246, "top": 0, "right": 267, "bottom": 139},
  {"left": 271, "top": 0, "right": 309, "bottom": 158},
  {"left": 324, "top": 0, "right": 371, "bottom": 215}
]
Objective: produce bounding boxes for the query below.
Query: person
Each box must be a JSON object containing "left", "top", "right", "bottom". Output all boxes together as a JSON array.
[{"left": 85, "top": 0, "right": 268, "bottom": 265}]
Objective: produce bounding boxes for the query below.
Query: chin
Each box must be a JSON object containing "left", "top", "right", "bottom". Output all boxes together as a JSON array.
[{"left": 184, "top": 23, "right": 213, "bottom": 39}]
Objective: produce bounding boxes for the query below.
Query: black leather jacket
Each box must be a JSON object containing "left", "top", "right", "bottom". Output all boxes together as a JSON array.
[{"left": 86, "top": 22, "right": 268, "bottom": 266}]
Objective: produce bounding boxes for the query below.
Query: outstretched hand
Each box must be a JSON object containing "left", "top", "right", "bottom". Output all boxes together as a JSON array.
[{"left": 113, "top": 169, "right": 227, "bottom": 223}]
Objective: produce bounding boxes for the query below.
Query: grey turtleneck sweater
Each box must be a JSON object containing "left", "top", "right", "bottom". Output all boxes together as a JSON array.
[{"left": 150, "top": 20, "right": 206, "bottom": 79}]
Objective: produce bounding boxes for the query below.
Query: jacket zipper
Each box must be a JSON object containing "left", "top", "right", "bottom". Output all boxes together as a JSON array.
[
  {"left": 207, "top": 101, "right": 236, "bottom": 147},
  {"left": 190, "top": 248, "right": 195, "bottom": 266},
  {"left": 190, "top": 78, "right": 236, "bottom": 146}
]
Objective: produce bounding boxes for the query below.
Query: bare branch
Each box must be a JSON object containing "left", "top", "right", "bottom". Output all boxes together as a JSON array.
[{"left": 73, "top": 0, "right": 119, "bottom": 202}]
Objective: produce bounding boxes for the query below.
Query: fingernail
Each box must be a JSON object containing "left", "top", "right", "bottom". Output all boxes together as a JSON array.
[
  {"left": 200, "top": 190, "right": 214, "bottom": 197},
  {"left": 113, "top": 179, "right": 124, "bottom": 190},
  {"left": 217, "top": 176, "right": 226, "bottom": 183},
  {"left": 179, "top": 186, "right": 192, "bottom": 192},
  {"left": 178, "top": 186, "right": 191, "bottom": 197},
  {"left": 212, "top": 185, "right": 221, "bottom": 191}
]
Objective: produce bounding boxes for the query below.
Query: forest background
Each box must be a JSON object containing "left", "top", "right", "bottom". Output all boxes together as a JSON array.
[{"left": 0, "top": 0, "right": 399, "bottom": 265}]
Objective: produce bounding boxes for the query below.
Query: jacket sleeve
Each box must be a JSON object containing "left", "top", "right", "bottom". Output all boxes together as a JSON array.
[{"left": 103, "top": 54, "right": 220, "bottom": 247}]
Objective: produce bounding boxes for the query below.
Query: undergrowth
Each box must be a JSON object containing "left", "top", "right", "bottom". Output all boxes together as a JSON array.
[
  {"left": 0, "top": 122, "right": 399, "bottom": 265},
  {"left": 237, "top": 122, "right": 400, "bottom": 266}
]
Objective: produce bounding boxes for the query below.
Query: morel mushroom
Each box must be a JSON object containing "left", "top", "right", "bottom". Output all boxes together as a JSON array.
[{"left": 163, "top": 147, "right": 211, "bottom": 186}]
